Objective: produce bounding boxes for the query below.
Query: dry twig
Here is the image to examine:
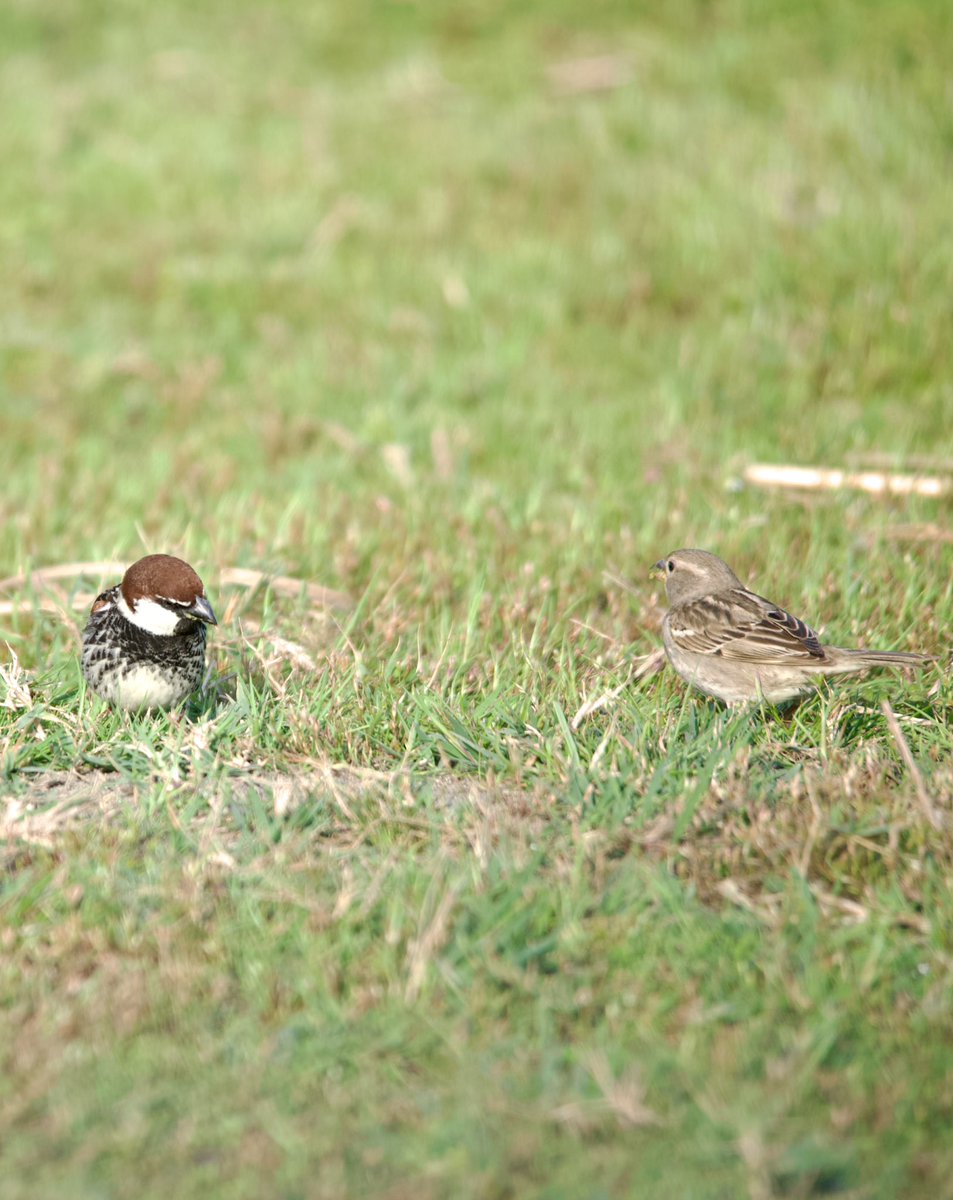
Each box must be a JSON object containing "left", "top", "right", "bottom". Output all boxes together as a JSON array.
[
  {"left": 0, "top": 561, "right": 350, "bottom": 618},
  {"left": 743, "top": 463, "right": 951, "bottom": 498}
]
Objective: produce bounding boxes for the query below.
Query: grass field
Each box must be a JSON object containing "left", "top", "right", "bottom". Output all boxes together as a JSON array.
[{"left": 2, "top": 0, "right": 953, "bottom": 1196}]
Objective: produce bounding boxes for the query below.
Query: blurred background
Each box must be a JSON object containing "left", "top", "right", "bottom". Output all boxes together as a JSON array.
[
  {"left": 1, "top": 0, "right": 951, "bottom": 641},
  {"left": 2, "top": 8, "right": 952, "bottom": 1194}
]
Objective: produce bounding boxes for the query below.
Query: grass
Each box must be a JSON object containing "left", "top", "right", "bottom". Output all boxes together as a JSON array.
[{"left": 2, "top": 0, "right": 953, "bottom": 1195}]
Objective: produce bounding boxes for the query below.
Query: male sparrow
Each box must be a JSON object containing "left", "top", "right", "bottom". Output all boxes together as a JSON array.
[
  {"left": 81, "top": 554, "right": 217, "bottom": 710},
  {"left": 653, "top": 548, "right": 933, "bottom": 705}
]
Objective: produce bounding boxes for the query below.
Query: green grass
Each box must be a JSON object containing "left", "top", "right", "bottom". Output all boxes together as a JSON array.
[{"left": 2, "top": 0, "right": 953, "bottom": 1196}]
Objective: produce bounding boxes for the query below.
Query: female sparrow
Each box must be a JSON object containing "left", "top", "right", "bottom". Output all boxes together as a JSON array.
[{"left": 653, "top": 548, "right": 932, "bottom": 704}]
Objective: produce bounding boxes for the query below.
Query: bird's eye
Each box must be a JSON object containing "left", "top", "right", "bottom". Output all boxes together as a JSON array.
[{"left": 667, "top": 560, "right": 675, "bottom": 573}]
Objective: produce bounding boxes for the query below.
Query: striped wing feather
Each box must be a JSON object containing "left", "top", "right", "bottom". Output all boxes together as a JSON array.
[{"left": 668, "top": 589, "right": 826, "bottom": 663}]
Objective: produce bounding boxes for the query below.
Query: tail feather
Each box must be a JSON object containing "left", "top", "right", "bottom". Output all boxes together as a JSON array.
[{"left": 825, "top": 648, "right": 934, "bottom": 673}]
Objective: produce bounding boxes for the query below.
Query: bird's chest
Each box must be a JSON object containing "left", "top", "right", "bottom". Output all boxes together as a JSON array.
[
  {"left": 83, "top": 612, "right": 205, "bottom": 709},
  {"left": 101, "top": 661, "right": 197, "bottom": 710}
]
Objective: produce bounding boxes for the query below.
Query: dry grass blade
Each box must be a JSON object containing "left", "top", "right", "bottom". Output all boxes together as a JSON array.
[
  {"left": 0, "top": 562, "right": 350, "bottom": 620},
  {"left": 601, "top": 569, "right": 642, "bottom": 598},
  {"left": 0, "top": 648, "right": 32, "bottom": 708},
  {"left": 570, "top": 650, "right": 666, "bottom": 730},
  {"left": 553, "top": 1053, "right": 660, "bottom": 1132},
  {"left": 584, "top": 1051, "right": 660, "bottom": 1129},
  {"left": 880, "top": 699, "right": 943, "bottom": 831},
  {"left": 570, "top": 672, "right": 631, "bottom": 730},
  {"left": 633, "top": 647, "right": 667, "bottom": 680},
  {"left": 404, "top": 873, "right": 462, "bottom": 1002}
]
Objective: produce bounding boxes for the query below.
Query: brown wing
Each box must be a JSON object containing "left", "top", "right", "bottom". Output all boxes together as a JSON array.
[{"left": 667, "top": 588, "right": 826, "bottom": 663}]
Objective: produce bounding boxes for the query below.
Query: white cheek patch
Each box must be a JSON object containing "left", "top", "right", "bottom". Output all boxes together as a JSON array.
[{"left": 118, "top": 592, "right": 183, "bottom": 636}]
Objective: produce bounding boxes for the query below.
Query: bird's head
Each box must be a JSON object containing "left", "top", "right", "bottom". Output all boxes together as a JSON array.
[{"left": 651, "top": 548, "right": 744, "bottom": 604}]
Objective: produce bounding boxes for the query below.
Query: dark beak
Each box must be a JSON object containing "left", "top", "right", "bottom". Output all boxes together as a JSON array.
[
  {"left": 650, "top": 559, "right": 666, "bottom": 580},
  {"left": 188, "top": 595, "right": 218, "bottom": 625}
]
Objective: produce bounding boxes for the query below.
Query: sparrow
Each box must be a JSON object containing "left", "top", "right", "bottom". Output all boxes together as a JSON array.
[
  {"left": 81, "top": 554, "right": 217, "bottom": 710},
  {"left": 652, "top": 548, "right": 933, "bottom": 705}
]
